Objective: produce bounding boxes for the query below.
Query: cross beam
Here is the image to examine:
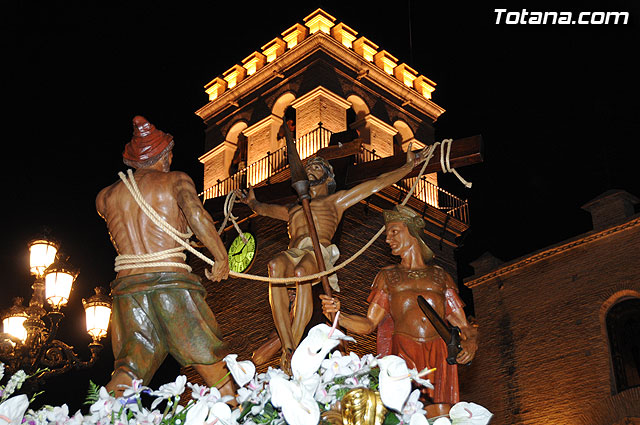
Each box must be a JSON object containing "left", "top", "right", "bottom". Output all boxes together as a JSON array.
[{"left": 204, "top": 135, "right": 483, "bottom": 211}]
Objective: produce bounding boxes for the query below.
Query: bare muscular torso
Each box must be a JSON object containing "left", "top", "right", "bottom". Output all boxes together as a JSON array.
[
  {"left": 287, "top": 194, "right": 341, "bottom": 248},
  {"left": 380, "top": 264, "right": 451, "bottom": 341},
  {"left": 96, "top": 169, "right": 190, "bottom": 277}
]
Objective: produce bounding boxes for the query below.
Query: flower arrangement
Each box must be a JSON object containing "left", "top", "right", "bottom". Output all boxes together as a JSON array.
[{"left": 0, "top": 323, "right": 492, "bottom": 425}]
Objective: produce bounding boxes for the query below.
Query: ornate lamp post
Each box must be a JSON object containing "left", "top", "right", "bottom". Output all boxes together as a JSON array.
[{"left": 0, "top": 238, "right": 111, "bottom": 391}]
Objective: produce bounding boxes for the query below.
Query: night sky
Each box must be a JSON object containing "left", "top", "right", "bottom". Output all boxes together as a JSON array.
[{"left": 2, "top": 0, "right": 639, "bottom": 411}]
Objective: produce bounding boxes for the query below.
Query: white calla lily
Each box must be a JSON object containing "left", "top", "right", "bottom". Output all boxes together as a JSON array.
[
  {"left": 449, "top": 401, "right": 493, "bottom": 425},
  {"left": 223, "top": 354, "right": 256, "bottom": 388},
  {"left": 410, "top": 412, "right": 434, "bottom": 425},
  {"left": 207, "top": 401, "right": 236, "bottom": 425},
  {"left": 184, "top": 400, "right": 209, "bottom": 425},
  {"left": 0, "top": 394, "right": 29, "bottom": 425},
  {"left": 291, "top": 322, "right": 355, "bottom": 380},
  {"left": 377, "top": 355, "right": 411, "bottom": 412},
  {"left": 270, "top": 375, "right": 320, "bottom": 425}
]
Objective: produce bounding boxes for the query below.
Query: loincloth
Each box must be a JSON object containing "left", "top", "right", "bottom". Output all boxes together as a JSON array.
[
  {"left": 110, "top": 272, "right": 228, "bottom": 382},
  {"left": 392, "top": 332, "right": 459, "bottom": 405},
  {"left": 282, "top": 236, "right": 340, "bottom": 292}
]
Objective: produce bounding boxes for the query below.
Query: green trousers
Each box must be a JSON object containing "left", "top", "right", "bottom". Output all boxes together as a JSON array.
[{"left": 110, "top": 272, "right": 228, "bottom": 383}]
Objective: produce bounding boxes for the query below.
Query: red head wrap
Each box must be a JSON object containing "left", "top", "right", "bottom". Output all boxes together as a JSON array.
[{"left": 123, "top": 116, "right": 173, "bottom": 167}]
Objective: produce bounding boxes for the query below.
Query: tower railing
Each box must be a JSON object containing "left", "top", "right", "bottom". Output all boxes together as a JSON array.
[
  {"left": 200, "top": 127, "right": 332, "bottom": 200},
  {"left": 356, "top": 147, "right": 470, "bottom": 224},
  {"left": 200, "top": 128, "right": 469, "bottom": 224}
]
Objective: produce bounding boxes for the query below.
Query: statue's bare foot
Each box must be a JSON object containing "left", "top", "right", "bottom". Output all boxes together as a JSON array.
[
  {"left": 280, "top": 348, "right": 293, "bottom": 375},
  {"left": 253, "top": 332, "right": 281, "bottom": 365}
]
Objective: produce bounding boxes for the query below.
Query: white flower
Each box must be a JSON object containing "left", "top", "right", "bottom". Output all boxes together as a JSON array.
[
  {"left": 45, "top": 404, "right": 70, "bottom": 424},
  {"left": 401, "top": 389, "right": 426, "bottom": 423},
  {"left": 449, "top": 401, "right": 493, "bottom": 425},
  {"left": 0, "top": 363, "right": 4, "bottom": 381},
  {"left": 409, "top": 368, "right": 435, "bottom": 389},
  {"left": 121, "top": 379, "right": 150, "bottom": 399},
  {"left": 236, "top": 378, "right": 264, "bottom": 404},
  {"left": 432, "top": 417, "right": 452, "bottom": 425},
  {"left": 377, "top": 355, "right": 411, "bottom": 412},
  {"left": 89, "top": 387, "right": 118, "bottom": 420},
  {"left": 270, "top": 375, "right": 319, "bottom": 425},
  {"left": 313, "top": 384, "right": 337, "bottom": 405},
  {"left": 291, "top": 323, "right": 355, "bottom": 381},
  {"left": 154, "top": 374, "right": 187, "bottom": 398},
  {"left": 1, "top": 371, "right": 27, "bottom": 401},
  {"left": 320, "top": 352, "right": 354, "bottom": 382},
  {"left": 187, "top": 383, "right": 210, "bottom": 401},
  {"left": 265, "top": 366, "right": 289, "bottom": 381},
  {"left": 184, "top": 400, "right": 208, "bottom": 425},
  {"left": 0, "top": 394, "right": 29, "bottom": 425},
  {"left": 187, "top": 383, "right": 233, "bottom": 406},
  {"left": 133, "top": 408, "right": 162, "bottom": 425},
  {"left": 23, "top": 407, "right": 49, "bottom": 425},
  {"left": 66, "top": 410, "right": 85, "bottom": 425},
  {"left": 206, "top": 402, "right": 238, "bottom": 425},
  {"left": 150, "top": 375, "right": 187, "bottom": 409},
  {"left": 223, "top": 354, "right": 256, "bottom": 388}
]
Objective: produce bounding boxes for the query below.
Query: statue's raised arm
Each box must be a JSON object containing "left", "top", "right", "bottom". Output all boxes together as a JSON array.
[
  {"left": 332, "top": 144, "right": 428, "bottom": 213},
  {"left": 235, "top": 185, "right": 289, "bottom": 221}
]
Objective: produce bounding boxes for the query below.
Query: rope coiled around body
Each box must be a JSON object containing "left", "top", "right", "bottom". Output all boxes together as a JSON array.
[{"left": 115, "top": 139, "right": 471, "bottom": 283}]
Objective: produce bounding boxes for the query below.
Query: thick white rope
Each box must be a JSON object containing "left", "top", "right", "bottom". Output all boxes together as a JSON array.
[
  {"left": 217, "top": 191, "right": 247, "bottom": 243},
  {"left": 115, "top": 247, "right": 191, "bottom": 272},
  {"left": 115, "top": 139, "right": 465, "bottom": 283},
  {"left": 439, "top": 138, "right": 473, "bottom": 188}
]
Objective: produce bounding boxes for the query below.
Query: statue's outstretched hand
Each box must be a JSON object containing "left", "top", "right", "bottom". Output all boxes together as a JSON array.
[
  {"left": 234, "top": 185, "right": 256, "bottom": 206},
  {"left": 405, "top": 141, "right": 430, "bottom": 168},
  {"left": 205, "top": 259, "right": 230, "bottom": 282},
  {"left": 319, "top": 294, "right": 340, "bottom": 320}
]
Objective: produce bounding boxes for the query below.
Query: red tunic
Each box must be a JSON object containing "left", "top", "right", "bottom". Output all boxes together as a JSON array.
[{"left": 367, "top": 267, "right": 464, "bottom": 405}]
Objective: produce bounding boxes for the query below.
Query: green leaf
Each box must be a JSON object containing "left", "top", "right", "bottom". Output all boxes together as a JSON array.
[
  {"left": 238, "top": 401, "right": 256, "bottom": 421},
  {"left": 29, "top": 390, "right": 44, "bottom": 403},
  {"left": 382, "top": 411, "right": 401, "bottom": 425},
  {"left": 369, "top": 367, "right": 380, "bottom": 390},
  {"left": 84, "top": 380, "right": 101, "bottom": 405}
]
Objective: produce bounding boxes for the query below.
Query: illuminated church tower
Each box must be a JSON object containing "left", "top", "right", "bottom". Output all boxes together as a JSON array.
[{"left": 190, "top": 8, "right": 473, "bottom": 366}]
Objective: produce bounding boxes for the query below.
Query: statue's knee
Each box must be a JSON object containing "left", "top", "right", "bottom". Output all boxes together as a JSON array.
[
  {"left": 294, "top": 266, "right": 306, "bottom": 278},
  {"left": 268, "top": 257, "right": 283, "bottom": 276}
]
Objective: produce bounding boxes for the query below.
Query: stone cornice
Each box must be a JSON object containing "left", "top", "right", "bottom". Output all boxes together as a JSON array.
[
  {"left": 198, "top": 140, "right": 236, "bottom": 163},
  {"left": 465, "top": 216, "right": 640, "bottom": 288},
  {"left": 290, "top": 86, "right": 352, "bottom": 109},
  {"left": 242, "top": 114, "right": 278, "bottom": 137},
  {"left": 195, "top": 32, "right": 445, "bottom": 122}
]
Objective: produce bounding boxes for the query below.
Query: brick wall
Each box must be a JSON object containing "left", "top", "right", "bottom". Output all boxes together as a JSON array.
[
  {"left": 294, "top": 94, "right": 347, "bottom": 137},
  {"left": 461, "top": 218, "right": 640, "bottom": 424}
]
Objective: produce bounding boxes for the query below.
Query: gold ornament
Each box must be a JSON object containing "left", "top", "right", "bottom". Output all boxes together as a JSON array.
[{"left": 340, "top": 388, "right": 387, "bottom": 425}]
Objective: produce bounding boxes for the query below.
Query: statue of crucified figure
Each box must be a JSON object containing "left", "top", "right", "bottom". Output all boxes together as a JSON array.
[{"left": 236, "top": 145, "right": 429, "bottom": 370}]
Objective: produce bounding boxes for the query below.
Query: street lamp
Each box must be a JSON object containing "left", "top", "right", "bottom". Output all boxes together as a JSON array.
[
  {"left": 0, "top": 237, "right": 112, "bottom": 391},
  {"left": 83, "top": 288, "right": 112, "bottom": 343}
]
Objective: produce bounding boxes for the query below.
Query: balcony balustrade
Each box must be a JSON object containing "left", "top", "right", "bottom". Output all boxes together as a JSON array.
[{"left": 200, "top": 126, "right": 469, "bottom": 224}]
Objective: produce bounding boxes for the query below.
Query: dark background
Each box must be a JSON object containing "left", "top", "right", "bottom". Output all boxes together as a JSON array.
[{"left": 2, "top": 0, "right": 638, "bottom": 411}]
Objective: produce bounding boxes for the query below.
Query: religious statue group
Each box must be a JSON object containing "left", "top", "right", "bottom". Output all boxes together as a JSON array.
[{"left": 96, "top": 116, "right": 479, "bottom": 416}]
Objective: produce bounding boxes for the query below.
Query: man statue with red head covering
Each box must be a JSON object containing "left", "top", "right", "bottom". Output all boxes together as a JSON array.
[{"left": 97, "top": 116, "right": 233, "bottom": 397}]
